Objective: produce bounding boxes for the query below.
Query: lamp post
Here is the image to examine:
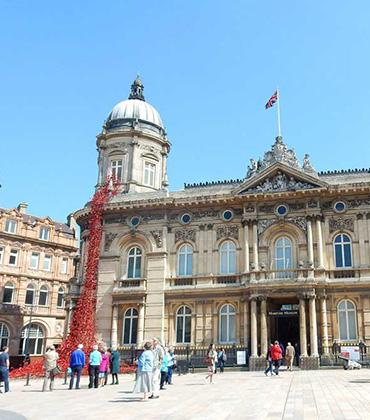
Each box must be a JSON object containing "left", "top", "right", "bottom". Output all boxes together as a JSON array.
[{"left": 24, "top": 290, "right": 39, "bottom": 357}]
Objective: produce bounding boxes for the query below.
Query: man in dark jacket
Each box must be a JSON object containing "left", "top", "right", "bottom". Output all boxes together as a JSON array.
[{"left": 69, "top": 344, "right": 86, "bottom": 390}]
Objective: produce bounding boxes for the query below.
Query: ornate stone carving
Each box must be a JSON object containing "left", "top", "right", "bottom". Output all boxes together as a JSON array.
[
  {"left": 247, "top": 172, "right": 317, "bottom": 194},
  {"left": 104, "top": 215, "right": 127, "bottom": 224},
  {"left": 329, "top": 217, "right": 355, "bottom": 233},
  {"left": 286, "top": 217, "right": 307, "bottom": 232},
  {"left": 216, "top": 225, "right": 239, "bottom": 240},
  {"left": 257, "top": 219, "right": 276, "bottom": 235},
  {"left": 347, "top": 198, "right": 370, "bottom": 208},
  {"left": 174, "top": 228, "right": 196, "bottom": 243},
  {"left": 302, "top": 154, "right": 315, "bottom": 172},
  {"left": 104, "top": 233, "right": 117, "bottom": 251},
  {"left": 321, "top": 202, "right": 332, "bottom": 211},
  {"left": 258, "top": 204, "right": 274, "bottom": 213},
  {"left": 141, "top": 213, "right": 165, "bottom": 222},
  {"left": 288, "top": 202, "right": 304, "bottom": 212},
  {"left": 138, "top": 143, "right": 160, "bottom": 155},
  {"left": 150, "top": 230, "right": 163, "bottom": 248},
  {"left": 308, "top": 200, "right": 318, "bottom": 208},
  {"left": 245, "top": 204, "right": 255, "bottom": 213},
  {"left": 193, "top": 210, "right": 219, "bottom": 219}
]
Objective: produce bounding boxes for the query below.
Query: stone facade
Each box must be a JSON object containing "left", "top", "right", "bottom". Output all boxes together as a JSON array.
[
  {"left": 0, "top": 203, "right": 78, "bottom": 360},
  {"left": 74, "top": 77, "right": 370, "bottom": 369}
]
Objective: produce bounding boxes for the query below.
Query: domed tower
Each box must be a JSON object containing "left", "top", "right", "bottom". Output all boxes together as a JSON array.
[{"left": 96, "top": 76, "right": 171, "bottom": 193}]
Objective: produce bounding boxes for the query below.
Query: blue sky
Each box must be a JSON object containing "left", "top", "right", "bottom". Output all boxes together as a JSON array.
[{"left": 1, "top": 1, "right": 369, "bottom": 223}]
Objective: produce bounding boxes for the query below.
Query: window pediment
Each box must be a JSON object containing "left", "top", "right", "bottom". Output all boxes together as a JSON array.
[{"left": 141, "top": 152, "right": 159, "bottom": 162}]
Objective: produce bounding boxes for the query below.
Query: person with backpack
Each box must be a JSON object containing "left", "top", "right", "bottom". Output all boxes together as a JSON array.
[
  {"left": 204, "top": 343, "right": 217, "bottom": 384},
  {"left": 217, "top": 348, "right": 227, "bottom": 374}
]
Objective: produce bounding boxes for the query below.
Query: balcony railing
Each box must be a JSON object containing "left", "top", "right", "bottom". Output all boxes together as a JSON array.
[
  {"left": 113, "top": 279, "right": 146, "bottom": 293},
  {"left": 166, "top": 275, "right": 240, "bottom": 289}
]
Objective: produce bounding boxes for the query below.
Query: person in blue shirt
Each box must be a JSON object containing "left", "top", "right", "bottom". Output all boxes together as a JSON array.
[
  {"left": 0, "top": 346, "right": 10, "bottom": 393},
  {"left": 69, "top": 344, "right": 86, "bottom": 390},
  {"left": 133, "top": 342, "right": 153, "bottom": 401},
  {"left": 88, "top": 345, "right": 102, "bottom": 389}
]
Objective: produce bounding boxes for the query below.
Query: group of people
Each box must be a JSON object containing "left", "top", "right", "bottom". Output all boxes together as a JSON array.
[
  {"left": 133, "top": 338, "right": 176, "bottom": 401},
  {"left": 41, "top": 344, "right": 121, "bottom": 392},
  {"left": 264, "top": 341, "right": 296, "bottom": 376}
]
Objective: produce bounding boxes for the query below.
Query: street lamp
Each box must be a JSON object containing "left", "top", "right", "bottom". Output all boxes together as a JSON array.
[{"left": 23, "top": 289, "right": 39, "bottom": 357}]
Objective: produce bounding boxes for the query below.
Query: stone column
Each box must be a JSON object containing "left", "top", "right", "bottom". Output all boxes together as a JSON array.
[
  {"left": 243, "top": 221, "right": 250, "bottom": 273},
  {"left": 250, "top": 297, "right": 258, "bottom": 357},
  {"left": 319, "top": 294, "right": 329, "bottom": 353},
  {"left": 306, "top": 217, "right": 314, "bottom": 267},
  {"left": 111, "top": 305, "right": 119, "bottom": 347},
  {"left": 260, "top": 297, "right": 268, "bottom": 356},
  {"left": 252, "top": 221, "right": 259, "bottom": 270},
  {"left": 309, "top": 294, "right": 319, "bottom": 357},
  {"left": 299, "top": 296, "right": 308, "bottom": 357},
  {"left": 137, "top": 300, "right": 146, "bottom": 346},
  {"left": 316, "top": 216, "right": 324, "bottom": 269},
  {"left": 357, "top": 213, "right": 367, "bottom": 267}
]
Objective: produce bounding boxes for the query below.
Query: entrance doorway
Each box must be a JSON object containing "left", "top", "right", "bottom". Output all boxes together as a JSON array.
[{"left": 268, "top": 300, "right": 300, "bottom": 349}]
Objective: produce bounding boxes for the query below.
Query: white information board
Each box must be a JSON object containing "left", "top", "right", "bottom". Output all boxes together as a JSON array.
[
  {"left": 340, "top": 346, "right": 360, "bottom": 361},
  {"left": 237, "top": 350, "right": 246, "bottom": 365}
]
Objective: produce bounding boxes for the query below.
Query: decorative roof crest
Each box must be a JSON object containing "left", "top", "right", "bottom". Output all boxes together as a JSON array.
[{"left": 246, "top": 136, "right": 316, "bottom": 179}]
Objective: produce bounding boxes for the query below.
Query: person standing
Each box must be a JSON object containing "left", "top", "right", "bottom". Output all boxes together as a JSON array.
[
  {"left": 88, "top": 345, "right": 101, "bottom": 389},
  {"left": 166, "top": 347, "right": 176, "bottom": 385},
  {"left": 204, "top": 343, "right": 217, "bottom": 384},
  {"left": 110, "top": 346, "right": 120, "bottom": 385},
  {"left": 150, "top": 338, "right": 164, "bottom": 399},
  {"left": 99, "top": 348, "right": 109, "bottom": 387},
  {"left": 42, "top": 345, "right": 59, "bottom": 392},
  {"left": 0, "top": 346, "right": 10, "bottom": 393},
  {"left": 69, "top": 344, "right": 86, "bottom": 390},
  {"left": 264, "top": 344, "right": 274, "bottom": 376},
  {"left": 285, "top": 342, "right": 295, "bottom": 371},
  {"left": 133, "top": 342, "right": 153, "bottom": 401},
  {"left": 160, "top": 348, "right": 169, "bottom": 390},
  {"left": 217, "top": 348, "right": 227, "bottom": 374},
  {"left": 271, "top": 341, "right": 283, "bottom": 376}
]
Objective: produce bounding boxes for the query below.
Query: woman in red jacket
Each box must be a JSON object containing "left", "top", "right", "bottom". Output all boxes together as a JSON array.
[{"left": 271, "top": 341, "right": 283, "bottom": 376}]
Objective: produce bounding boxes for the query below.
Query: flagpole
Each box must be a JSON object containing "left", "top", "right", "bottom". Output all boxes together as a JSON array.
[{"left": 277, "top": 86, "right": 281, "bottom": 137}]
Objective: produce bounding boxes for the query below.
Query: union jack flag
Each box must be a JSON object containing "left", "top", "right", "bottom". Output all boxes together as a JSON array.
[{"left": 265, "top": 90, "right": 278, "bottom": 109}]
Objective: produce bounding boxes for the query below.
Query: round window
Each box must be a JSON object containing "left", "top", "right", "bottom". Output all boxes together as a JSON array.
[
  {"left": 276, "top": 205, "right": 288, "bottom": 216},
  {"left": 334, "top": 201, "right": 346, "bottom": 213},
  {"left": 222, "top": 210, "right": 233, "bottom": 221},
  {"left": 181, "top": 213, "right": 191, "bottom": 224},
  {"left": 130, "top": 216, "right": 140, "bottom": 227}
]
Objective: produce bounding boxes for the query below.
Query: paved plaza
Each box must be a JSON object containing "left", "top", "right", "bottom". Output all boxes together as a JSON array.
[{"left": 2, "top": 369, "right": 370, "bottom": 419}]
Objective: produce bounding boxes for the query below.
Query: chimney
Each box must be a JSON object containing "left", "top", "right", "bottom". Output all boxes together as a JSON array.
[
  {"left": 17, "top": 202, "right": 28, "bottom": 214},
  {"left": 67, "top": 213, "right": 78, "bottom": 237}
]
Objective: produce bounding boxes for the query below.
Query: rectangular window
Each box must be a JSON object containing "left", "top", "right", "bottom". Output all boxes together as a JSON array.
[
  {"left": 39, "top": 227, "right": 50, "bottom": 241},
  {"left": 0, "top": 247, "right": 3, "bottom": 264},
  {"left": 30, "top": 252, "right": 39, "bottom": 269},
  {"left": 43, "top": 255, "right": 52, "bottom": 271},
  {"left": 9, "top": 249, "right": 18, "bottom": 266},
  {"left": 61, "top": 257, "right": 68, "bottom": 274},
  {"left": 25, "top": 289, "right": 34, "bottom": 305},
  {"left": 144, "top": 162, "right": 155, "bottom": 187},
  {"left": 5, "top": 219, "right": 17, "bottom": 234},
  {"left": 111, "top": 160, "right": 123, "bottom": 181}
]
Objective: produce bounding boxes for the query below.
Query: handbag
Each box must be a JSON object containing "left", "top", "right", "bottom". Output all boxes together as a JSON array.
[{"left": 52, "top": 365, "right": 62, "bottom": 376}]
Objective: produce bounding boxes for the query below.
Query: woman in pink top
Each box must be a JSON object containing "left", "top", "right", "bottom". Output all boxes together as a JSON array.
[{"left": 99, "top": 348, "right": 109, "bottom": 387}]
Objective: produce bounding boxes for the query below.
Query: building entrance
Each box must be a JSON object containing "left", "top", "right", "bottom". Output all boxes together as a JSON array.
[{"left": 268, "top": 301, "right": 300, "bottom": 349}]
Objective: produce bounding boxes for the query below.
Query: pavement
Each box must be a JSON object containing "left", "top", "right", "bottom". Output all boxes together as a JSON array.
[{"left": 1, "top": 369, "right": 370, "bottom": 419}]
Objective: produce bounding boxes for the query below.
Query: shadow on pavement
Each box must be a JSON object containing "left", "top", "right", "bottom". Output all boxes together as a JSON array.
[{"left": 0, "top": 410, "right": 27, "bottom": 420}]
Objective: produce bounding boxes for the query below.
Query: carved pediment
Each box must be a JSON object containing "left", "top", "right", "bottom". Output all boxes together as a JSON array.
[{"left": 235, "top": 163, "right": 327, "bottom": 196}]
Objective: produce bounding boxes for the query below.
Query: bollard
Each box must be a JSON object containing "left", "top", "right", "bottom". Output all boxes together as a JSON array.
[
  {"left": 25, "top": 372, "right": 31, "bottom": 386},
  {"left": 63, "top": 371, "right": 68, "bottom": 385}
]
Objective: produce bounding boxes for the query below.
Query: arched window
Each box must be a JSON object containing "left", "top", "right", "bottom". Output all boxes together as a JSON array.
[
  {"left": 334, "top": 234, "right": 352, "bottom": 268},
  {"left": 2, "top": 282, "right": 14, "bottom": 304},
  {"left": 122, "top": 308, "right": 138, "bottom": 345},
  {"left": 0, "top": 322, "right": 10, "bottom": 348},
  {"left": 275, "top": 237, "right": 292, "bottom": 278},
  {"left": 19, "top": 324, "right": 44, "bottom": 355},
  {"left": 176, "top": 306, "right": 191, "bottom": 344},
  {"left": 25, "top": 284, "right": 35, "bottom": 306},
  {"left": 220, "top": 304, "right": 236, "bottom": 344},
  {"left": 177, "top": 244, "right": 193, "bottom": 277},
  {"left": 38, "top": 285, "right": 48, "bottom": 306},
  {"left": 127, "top": 247, "right": 142, "bottom": 279},
  {"left": 338, "top": 300, "right": 357, "bottom": 341},
  {"left": 57, "top": 287, "right": 64, "bottom": 308},
  {"left": 220, "top": 241, "right": 236, "bottom": 275}
]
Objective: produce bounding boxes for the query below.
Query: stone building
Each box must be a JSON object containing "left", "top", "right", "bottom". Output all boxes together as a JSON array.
[
  {"left": 74, "top": 76, "right": 370, "bottom": 368},
  {"left": 0, "top": 203, "right": 78, "bottom": 360}
]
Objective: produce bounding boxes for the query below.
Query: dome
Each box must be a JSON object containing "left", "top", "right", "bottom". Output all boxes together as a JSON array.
[
  {"left": 107, "top": 99, "right": 163, "bottom": 128},
  {"left": 104, "top": 76, "right": 164, "bottom": 135}
]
